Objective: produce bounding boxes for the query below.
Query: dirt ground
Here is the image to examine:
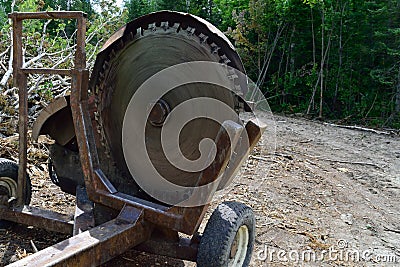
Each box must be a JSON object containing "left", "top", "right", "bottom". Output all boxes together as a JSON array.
[{"left": 0, "top": 115, "right": 399, "bottom": 266}]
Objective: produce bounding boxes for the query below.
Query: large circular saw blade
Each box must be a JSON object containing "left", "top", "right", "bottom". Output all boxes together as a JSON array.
[{"left": 90, "top": 11, "right": 246, "bottom": 191}]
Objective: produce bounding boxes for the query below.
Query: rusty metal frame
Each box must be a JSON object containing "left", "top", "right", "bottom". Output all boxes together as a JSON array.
[
  {"left": 0, "top": 12, "right": 88, "bottom": 237},
  {"left": 3, "top": 11, "right": 266, "bottom": 266},
  {"left": 8, "top": 11, "right": 87, "bottom": 207}
]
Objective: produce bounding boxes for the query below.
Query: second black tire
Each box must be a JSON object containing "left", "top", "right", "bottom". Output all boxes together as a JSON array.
[
  {"left": 0, "top": 158, "right": 31, "bottom": 206},
  {"left": 197, "top": 201, "right": 255, "bottom": 267}
]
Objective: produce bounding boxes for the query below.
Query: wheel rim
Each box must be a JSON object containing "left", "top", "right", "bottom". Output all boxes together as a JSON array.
[
  {"left": 229, "top": 225, "right": 249, "bottom": 267},
  {"left": 0, "top": 176, "right": 18, "bottom": 200}
]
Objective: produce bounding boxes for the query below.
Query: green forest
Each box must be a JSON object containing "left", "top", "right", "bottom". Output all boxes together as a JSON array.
[{"left": 1, "top": 0, "right": 400, "bottom": 129}]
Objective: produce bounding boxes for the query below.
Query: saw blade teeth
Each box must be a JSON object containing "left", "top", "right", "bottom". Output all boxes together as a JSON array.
[
  {"left": 220, "top": 55, "right": 231, "bottom": 65},
  {"left": 136, "top": 27, "right": 143, "bottom": 36},
  {"left": 210, "top": 43, "right": 220, "bottom": 54},
  {"left": 234, "top": 85, "right": 243, "bottom": 94},
  {"left": 171, "top": 23, "right": 180, "bottom": 32},
  {"left": 186, "top": 27, "right": 195, "bottom": 36},
  {"left": 148, "top": 23, "right": 156, "bottom": 32},
  {"left": 228, "top": 74, "right": 239, "bottom": 80},
  {"left": 102, "top": 61, "right": 110, "bottom": 70},
  {"left": 198, "top": 33, "right": 209, "bottom": 44},
  {"left": 161, "top": 21, "right": 169, "bottom": 31},
  {"left": 118, "top": 40, "right": 124, "bottom": 50}
]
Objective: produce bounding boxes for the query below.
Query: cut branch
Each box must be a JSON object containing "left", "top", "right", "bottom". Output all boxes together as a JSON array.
[
  {"left": 0, "top": 45, "right": 13, "bottom": 89},
  {"left": 323, "top": 122, "right": 391, "bottom": 135}
]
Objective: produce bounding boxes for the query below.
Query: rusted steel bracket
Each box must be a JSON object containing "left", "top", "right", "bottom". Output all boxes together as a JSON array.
[
  {"left": 168, "top": 120, "right": 244, "bottom": 233},
  {"left": 6, "top": 206, "right": 152, "bottom": 267},
  {"left": 217, "top": 118, "right": 267, "bottom": 190},
  {"left": 73, "top": 185, "right": 95, "bottom": 235},
  {"left": 168, "top": 119, "right": 265, "bottom": 233}
]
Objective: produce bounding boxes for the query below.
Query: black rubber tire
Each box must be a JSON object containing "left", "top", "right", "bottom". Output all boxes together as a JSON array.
[
  {"left": 0, "top": 158, "right": 32, "bottom": 228},
  {"left": 197, "top": 201, "right": 255, "bottom": 267},
  {"left": 0, "top": 158, "right": 32, "bottom": 206}
]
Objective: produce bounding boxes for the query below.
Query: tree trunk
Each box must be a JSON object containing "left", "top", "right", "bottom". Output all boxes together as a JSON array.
[
  {"left": 276, "top": 49, "right": 285, "bottom": 104},
  {"left": 311, "top": 8, "right": 316, "bottom": 66},
  {"left": 256, "top": 23, "right": 286, "bottom": 88},
  {"left": 307, "top": 8, "right": 333, "bottom": 116},
  {"left": 319, "top": 11, "right": 325, "bottom": 118},
  {"left": 284, "top": 37, "right": 290, "bottom": 104},
  {"left": 290, "top": 25, "right": 296, "bottom": 81},
  {"left": 334, "top": 3, "right": 346, "bottom": 112}
]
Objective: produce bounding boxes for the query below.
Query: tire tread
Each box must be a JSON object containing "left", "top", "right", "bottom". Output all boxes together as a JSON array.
[{"left": 197, "top": 201, "right": 255, "bottom": 267}]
